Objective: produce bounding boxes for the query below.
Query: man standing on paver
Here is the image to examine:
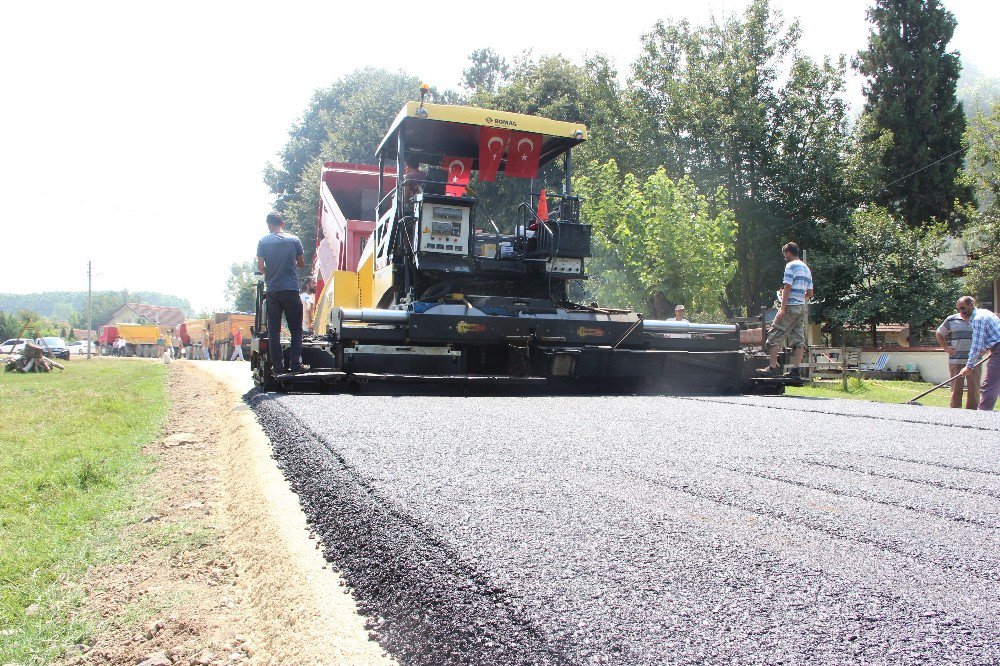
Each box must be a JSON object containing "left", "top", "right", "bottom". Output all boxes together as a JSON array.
[
  {"left": 959, "top": 296, "right": 1000, "bottom": 411},
  {"left": 759, "top": 242, "right": 813, "bottom": 379},
  {"left": 936, "top": 299, "right": 979, "bottom": 409},
  {"left": 257, "top": 212, "right": 305, "bottom": 374}
]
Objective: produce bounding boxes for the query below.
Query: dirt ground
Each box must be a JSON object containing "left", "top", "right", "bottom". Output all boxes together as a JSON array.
[{"left": 59, "top": 360, "right": 393, "bottom": 666}]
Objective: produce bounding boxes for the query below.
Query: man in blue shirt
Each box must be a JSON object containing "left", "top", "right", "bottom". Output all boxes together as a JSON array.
[
  {"left": 759, "top": 242, "right": 814, "bottom": 379},
  {"left": 257, "top": 212, "right": 305, "bottom": 374},
  {"left": 958, "top": 296, "right": 1000, "bottom": 411}
]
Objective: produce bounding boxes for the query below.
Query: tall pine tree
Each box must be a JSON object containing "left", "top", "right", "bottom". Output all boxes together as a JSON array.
[{"left": 855, "top": 0, "right": 973, "bottom": 228}]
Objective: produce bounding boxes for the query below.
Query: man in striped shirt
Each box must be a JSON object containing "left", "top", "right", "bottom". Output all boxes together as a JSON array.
[
  {"left": 958, "top": 296, "right": 1000, "bottom": 411},
  {"left": 936, "top": 301, "right": 979, "bottom": 409},
  {"left": 759, "top": 242, "right": 814, "bottom": 378}
]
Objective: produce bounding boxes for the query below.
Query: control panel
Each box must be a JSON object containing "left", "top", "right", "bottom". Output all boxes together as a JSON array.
[
  {"left": 416, "top": 200, "right": 471, "bottom": 256},
  {"left": 546, "top": 257, "right": 583, "bottom": 274}
]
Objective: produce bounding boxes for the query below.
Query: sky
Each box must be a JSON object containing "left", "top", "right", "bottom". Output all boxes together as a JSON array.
[{"left": 1, "top": 0, "right": 997, "bottom": 313}]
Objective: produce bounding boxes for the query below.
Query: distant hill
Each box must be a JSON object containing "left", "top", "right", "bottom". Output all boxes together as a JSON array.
[{"left": 0, "top": 291, "right": 194, "bottom": 325}]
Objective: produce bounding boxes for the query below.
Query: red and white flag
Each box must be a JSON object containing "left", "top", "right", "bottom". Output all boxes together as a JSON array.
[
  {"left": 504, "top": 131, "right": 542, "bottom": 179},
  {"left": 441, "top": 156, "right": 473, "bottom": 196},
  {"left": 478, "top": 127, "right": 510, "bottom": 182}
]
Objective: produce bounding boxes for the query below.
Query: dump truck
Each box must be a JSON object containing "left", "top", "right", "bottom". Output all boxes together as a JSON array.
[
  {"left": 99, "top": 324, "right": 160, "bottom": 357},
  {"left": 178, "top": 319, "right": 212, "bottom": 359},
  {"left": 251, "top": 97, "right": 792, "bottom": 394},
  {"left": 212, "top": 313, "right": 253, "bottom": 360}
]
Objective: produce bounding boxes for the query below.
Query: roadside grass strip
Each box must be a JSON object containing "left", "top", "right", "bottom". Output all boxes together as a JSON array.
[
  {"left": 0, "top": 359, "right": 168, "bottom": 663},
  {"left": 787, "top": 376, "right": 987, "bottom": 408}
]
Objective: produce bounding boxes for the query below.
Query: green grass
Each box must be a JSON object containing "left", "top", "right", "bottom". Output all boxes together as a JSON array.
[
  {"left": 786, "top": 376, "right": 990, "bottom": 409},
  {"left": 0, "top": 359, "right": 168, "bottom": 663}
]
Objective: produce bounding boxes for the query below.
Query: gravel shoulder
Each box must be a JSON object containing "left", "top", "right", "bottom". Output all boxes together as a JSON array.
[
  {"left": 252, "top": 390, "right": 1000, "bottom": 665},
  {"left": 62, "top": 361, "right": 390, "bottom": 666}
]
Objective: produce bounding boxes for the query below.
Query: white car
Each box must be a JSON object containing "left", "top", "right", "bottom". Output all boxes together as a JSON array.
[
  {"left": 68, "top": 340, "right": 100, "bottom": 355},
  {"left": 0, "top": 338, "right": 29, "bottom": 354}
]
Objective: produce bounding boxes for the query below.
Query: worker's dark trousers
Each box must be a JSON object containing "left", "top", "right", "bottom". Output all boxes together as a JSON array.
[{"left": 266, "top": 290, "right": 303, "bottom": 372}]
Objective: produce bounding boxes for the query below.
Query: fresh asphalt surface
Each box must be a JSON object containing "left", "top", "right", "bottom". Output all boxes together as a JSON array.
[{"left": 249, "top": 390, "right": 1000, "bottom": 665}]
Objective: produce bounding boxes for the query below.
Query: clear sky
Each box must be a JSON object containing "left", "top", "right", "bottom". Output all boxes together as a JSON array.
[{"left": 1, "top": 0, "right": 997, "bottom": 313}]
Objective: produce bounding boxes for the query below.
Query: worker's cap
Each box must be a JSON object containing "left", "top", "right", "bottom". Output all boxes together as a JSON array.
[{"left": 675, "top": 304, "right": 685, "bottom": 311}]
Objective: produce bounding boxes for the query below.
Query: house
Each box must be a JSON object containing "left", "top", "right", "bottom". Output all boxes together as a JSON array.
[{"left": 103, "top": 303, "right": 186, "bottom": 330}]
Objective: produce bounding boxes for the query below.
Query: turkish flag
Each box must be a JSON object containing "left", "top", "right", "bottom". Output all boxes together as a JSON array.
[
  {"left": 477, "top": 127, "right": 510, "bottom": 182},
  {"left": 441, "top": 156, "right": 472, "bottom": 196},
  {"left": 504, "top": 131, "right": 542, "bottom": 179}
]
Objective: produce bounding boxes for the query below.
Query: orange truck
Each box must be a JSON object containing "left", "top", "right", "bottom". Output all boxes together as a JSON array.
[
  {"left": 212, "top": 313, "right": 253, "bottom": 360},
  {"left": 98, "top": 324, "right": 160, "bottom": 357},
  {"left": 178, "top": 319, "right": 212, "bottom": 359}
]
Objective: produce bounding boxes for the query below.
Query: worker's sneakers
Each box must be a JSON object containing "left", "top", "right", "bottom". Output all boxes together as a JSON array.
[
  {"left": 784, "top": 367, "right": 801, "bottom": 379},
  {"left": 756, "top": 365, "right": 781, "bottom": 378}
]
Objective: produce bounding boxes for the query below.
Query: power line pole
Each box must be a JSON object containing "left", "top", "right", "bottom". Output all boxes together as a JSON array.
[{"left": 86, "top": 261, "right": 93, "bottom": 360}]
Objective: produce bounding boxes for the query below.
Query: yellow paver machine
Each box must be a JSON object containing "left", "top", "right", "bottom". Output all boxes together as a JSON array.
[{"left": 251, "top": 94, "right": 790, "bottom": 394}]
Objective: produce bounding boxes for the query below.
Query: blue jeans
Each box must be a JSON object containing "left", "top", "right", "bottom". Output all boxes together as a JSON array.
[{"left": 266, "top": 290, "right": 303, "bottom": 372}]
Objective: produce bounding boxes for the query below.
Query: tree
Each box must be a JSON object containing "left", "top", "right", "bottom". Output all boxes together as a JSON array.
[
  {"left": 962, "top": 101, "right": 1000, "bottom": 294},
  {"left": 855, "top": 0, "right": 973, "bottom": 228},
  {"left": 816, "top": 206, "right": 958, "bottom": 346},
  {"left": 264, "top": 68, "right": 429, "bottom": 266},
  {"left": 461, "top": 48, "right": 510, "bottom": 93},
  {"left": 226, "top": 260, "right": 258, "bottom": 313},
  {"left": 631, "top": 1, "right": 852, "bottom": 314},
  {"left": 577, "top": 160, "right": 737, "bottom": 317}
]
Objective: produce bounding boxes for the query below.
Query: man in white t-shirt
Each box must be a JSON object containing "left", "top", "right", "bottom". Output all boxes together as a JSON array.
[{"left": 665, "top": 304, "right": 691, "bottom": 339}]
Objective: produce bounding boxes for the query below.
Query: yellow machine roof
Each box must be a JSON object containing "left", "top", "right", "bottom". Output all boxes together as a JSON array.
[{"left": 375, "top": 102, "right": 588, "bottom": 170}]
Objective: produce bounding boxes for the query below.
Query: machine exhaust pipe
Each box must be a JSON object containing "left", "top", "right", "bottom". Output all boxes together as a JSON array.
[
  {"left": 642, "top": 320, "right": 738, "bottom": 335},
  {"left": 337, "top": 308, "right": 410, "bottom": 325}
]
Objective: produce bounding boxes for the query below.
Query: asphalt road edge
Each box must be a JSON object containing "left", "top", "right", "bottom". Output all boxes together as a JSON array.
[{"left": 247, "top": 390, "right": 573, "bottom": 666}]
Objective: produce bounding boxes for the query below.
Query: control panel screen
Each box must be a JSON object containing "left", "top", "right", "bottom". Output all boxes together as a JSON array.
[
  {"left": 418, "top": 202, "right": 471, "bottom": 256},
  {"left": 432, "top": 206, "right": 463, "bottom": 221}
]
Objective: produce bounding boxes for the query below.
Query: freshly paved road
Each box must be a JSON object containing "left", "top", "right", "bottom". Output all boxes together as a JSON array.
[{"left": 249, "top": 391, "right": 1000, "bottom": 665}]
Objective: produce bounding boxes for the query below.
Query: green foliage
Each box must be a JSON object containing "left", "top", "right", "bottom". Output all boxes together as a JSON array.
[
  {"left": 461, "top": 48, "right": 510, "bottom": 93},
  {"left": 958, "top": 64, "right": 1000, "bottom": 119},
  {"left": 631, "top": 0, "right": 852, "bottom": 313},
  {"left": 855, "top": 0, "right": 973, "bottom": 228},
  {"left": 814, "top": 205, "right": 958, "bottom": 345},
  {"left": 265, "top": 68, "right": 431, "bottom": 265},
  {"left": 0, "top": 360, "right": 168, "bottom": 662},
  {"left": 226, "top": 260, "right": 258, "bottom": 312},
  {"left": 577, "top": 161, "right": 736, "bottom": 317},
  {"left": 962, "top": 100, "right": 1000, "bottom": 293}
]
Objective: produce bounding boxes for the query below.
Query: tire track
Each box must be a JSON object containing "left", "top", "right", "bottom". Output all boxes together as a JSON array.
[
  {"left": 633, "top": 472, "right": 1000, "bottom": 584},
  {"left": 802, "top": 458, "right": 1000, "bottom": 500},
  {"left": 685, "top": 396, "right": 1000, "bottom": 432},
  {"left": 875, "top": 453, "right": 1000, "bottom": 476},
  {"left": 714, "top": 463, "right": 999, "bottom": 529}
]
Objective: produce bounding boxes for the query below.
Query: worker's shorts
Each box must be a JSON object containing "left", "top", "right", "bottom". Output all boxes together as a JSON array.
[{"left": 766, "top": 304, "right": 808, "bottom": 350}]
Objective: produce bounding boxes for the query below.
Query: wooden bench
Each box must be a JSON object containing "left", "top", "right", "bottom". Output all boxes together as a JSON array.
[{"left": 809, "top": 347, "right": 861, "bottom": 382}]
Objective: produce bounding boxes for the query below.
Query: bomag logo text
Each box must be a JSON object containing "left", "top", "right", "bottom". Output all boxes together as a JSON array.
[{"left": 485, "top": 116, "right": 517, "bottom": 127}]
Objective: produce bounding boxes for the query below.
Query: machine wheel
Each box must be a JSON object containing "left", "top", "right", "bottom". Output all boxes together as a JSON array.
[{"left": 252, "top": 351, "right": 280, "bottom": 392}]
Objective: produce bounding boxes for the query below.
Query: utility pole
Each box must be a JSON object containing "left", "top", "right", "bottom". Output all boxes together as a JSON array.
[{"left": 86, "top": 261, "right": 93, "bottom": 360}]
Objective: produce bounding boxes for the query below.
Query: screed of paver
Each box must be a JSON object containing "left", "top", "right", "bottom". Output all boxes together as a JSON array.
[{"left": 191, "top": 361, "right": 393, "bottom": 665}]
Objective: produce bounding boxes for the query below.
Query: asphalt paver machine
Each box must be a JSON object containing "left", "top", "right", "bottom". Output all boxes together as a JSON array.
[{"left": 251, "top": 98, "right": 791, "bottom": 394}]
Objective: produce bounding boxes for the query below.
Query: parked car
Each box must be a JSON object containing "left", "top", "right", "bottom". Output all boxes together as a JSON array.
[
  {"left": 68, "top": 340, "right": 99, "bottom": 356},
  {"left": 35, "top": 336, "right": 71, "bottom": 361},
  {"left": 0, "top": 338, "right": 29, "bottom": 354}
]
